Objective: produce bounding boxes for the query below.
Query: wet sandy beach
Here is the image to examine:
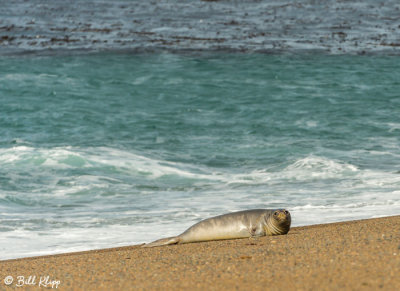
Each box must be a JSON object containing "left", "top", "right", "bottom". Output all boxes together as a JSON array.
[{"left": 1, "top": 215, "right": 399, "bottom": 290}]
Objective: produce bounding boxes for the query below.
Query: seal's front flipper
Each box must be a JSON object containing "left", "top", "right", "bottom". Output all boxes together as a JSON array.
[{"left": 142, "top": 236, "right": 180, "bottom": 248}]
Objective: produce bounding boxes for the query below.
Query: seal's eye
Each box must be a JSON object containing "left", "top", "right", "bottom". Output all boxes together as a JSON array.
[
  {"left": 274, "top": 211, "right": 278, "bottom": 216},
  {"left": 284, "top": 210, "right": 289, "bottom": 215}
]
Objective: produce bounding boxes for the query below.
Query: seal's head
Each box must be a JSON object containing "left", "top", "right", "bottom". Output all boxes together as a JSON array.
[{"left": 265, "top": 209, "right": 291, "bottom": 235}]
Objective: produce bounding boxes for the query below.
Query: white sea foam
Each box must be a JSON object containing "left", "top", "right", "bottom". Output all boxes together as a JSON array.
[
  {"left": 221, "top": 155, "right": 360, "bottom": 185},
  {"left": 387, "top": 122, "right": 400, "bottom": 133},
  {"left": 132, "top": 75, "right": 153, "bottom": 85},
  {"left": 0, "top": 147, "right": 398, "bottom": 192},
  {"left": 0, "top": 146, "right": 205, "bottom": 179},
  {"left": 1, "top": 149, "right": 400, "bottom": 260},
  {"left": 284, "top": 155, "right": 358, "bottom": 177},
  {"left": 1, "top": 73, "right": 58, "bottom": 85}
]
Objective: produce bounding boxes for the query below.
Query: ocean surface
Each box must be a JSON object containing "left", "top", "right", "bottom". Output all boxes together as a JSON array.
[{"left": 1, "top": 1, "right": 400, "bottom": 260}]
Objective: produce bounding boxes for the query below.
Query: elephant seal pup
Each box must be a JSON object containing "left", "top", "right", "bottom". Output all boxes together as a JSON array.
[{"left": 142, "top": 209, "right": 291, "bottom": 248}]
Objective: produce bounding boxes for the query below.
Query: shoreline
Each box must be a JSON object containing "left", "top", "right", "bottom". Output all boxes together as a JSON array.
[
  {"left": 1, "top": 215, "right": 399, "bottom": 289},
  {"left": 0, "top": 215, "right": 395, "bottom": 263}
]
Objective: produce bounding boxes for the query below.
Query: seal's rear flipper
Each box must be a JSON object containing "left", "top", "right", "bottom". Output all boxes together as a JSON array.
[{"left": 142, "top": 236, "right": 180, "bottom": 248}]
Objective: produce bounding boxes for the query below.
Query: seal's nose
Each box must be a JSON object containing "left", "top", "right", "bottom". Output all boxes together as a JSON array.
[
  {"left": 277, "top": 210, "right": 290, "bottom": 220},
  {"left": 277, "top": 211, "right": 286, "bottom": 220}
]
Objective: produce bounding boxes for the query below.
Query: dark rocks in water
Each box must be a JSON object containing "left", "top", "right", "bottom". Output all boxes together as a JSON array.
[{"left": 1, "top": 0, "right": 400, "bottom": 55}]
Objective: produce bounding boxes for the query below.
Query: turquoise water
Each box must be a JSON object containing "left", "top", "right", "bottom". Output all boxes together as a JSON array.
[{"left": 1, "top": 53, "right": 400, "bottom": 259}]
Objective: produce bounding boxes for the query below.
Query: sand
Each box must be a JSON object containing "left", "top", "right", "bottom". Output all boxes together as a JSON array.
[{"left": 1, "top": 215, "right": 399, "bottom": 290}]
